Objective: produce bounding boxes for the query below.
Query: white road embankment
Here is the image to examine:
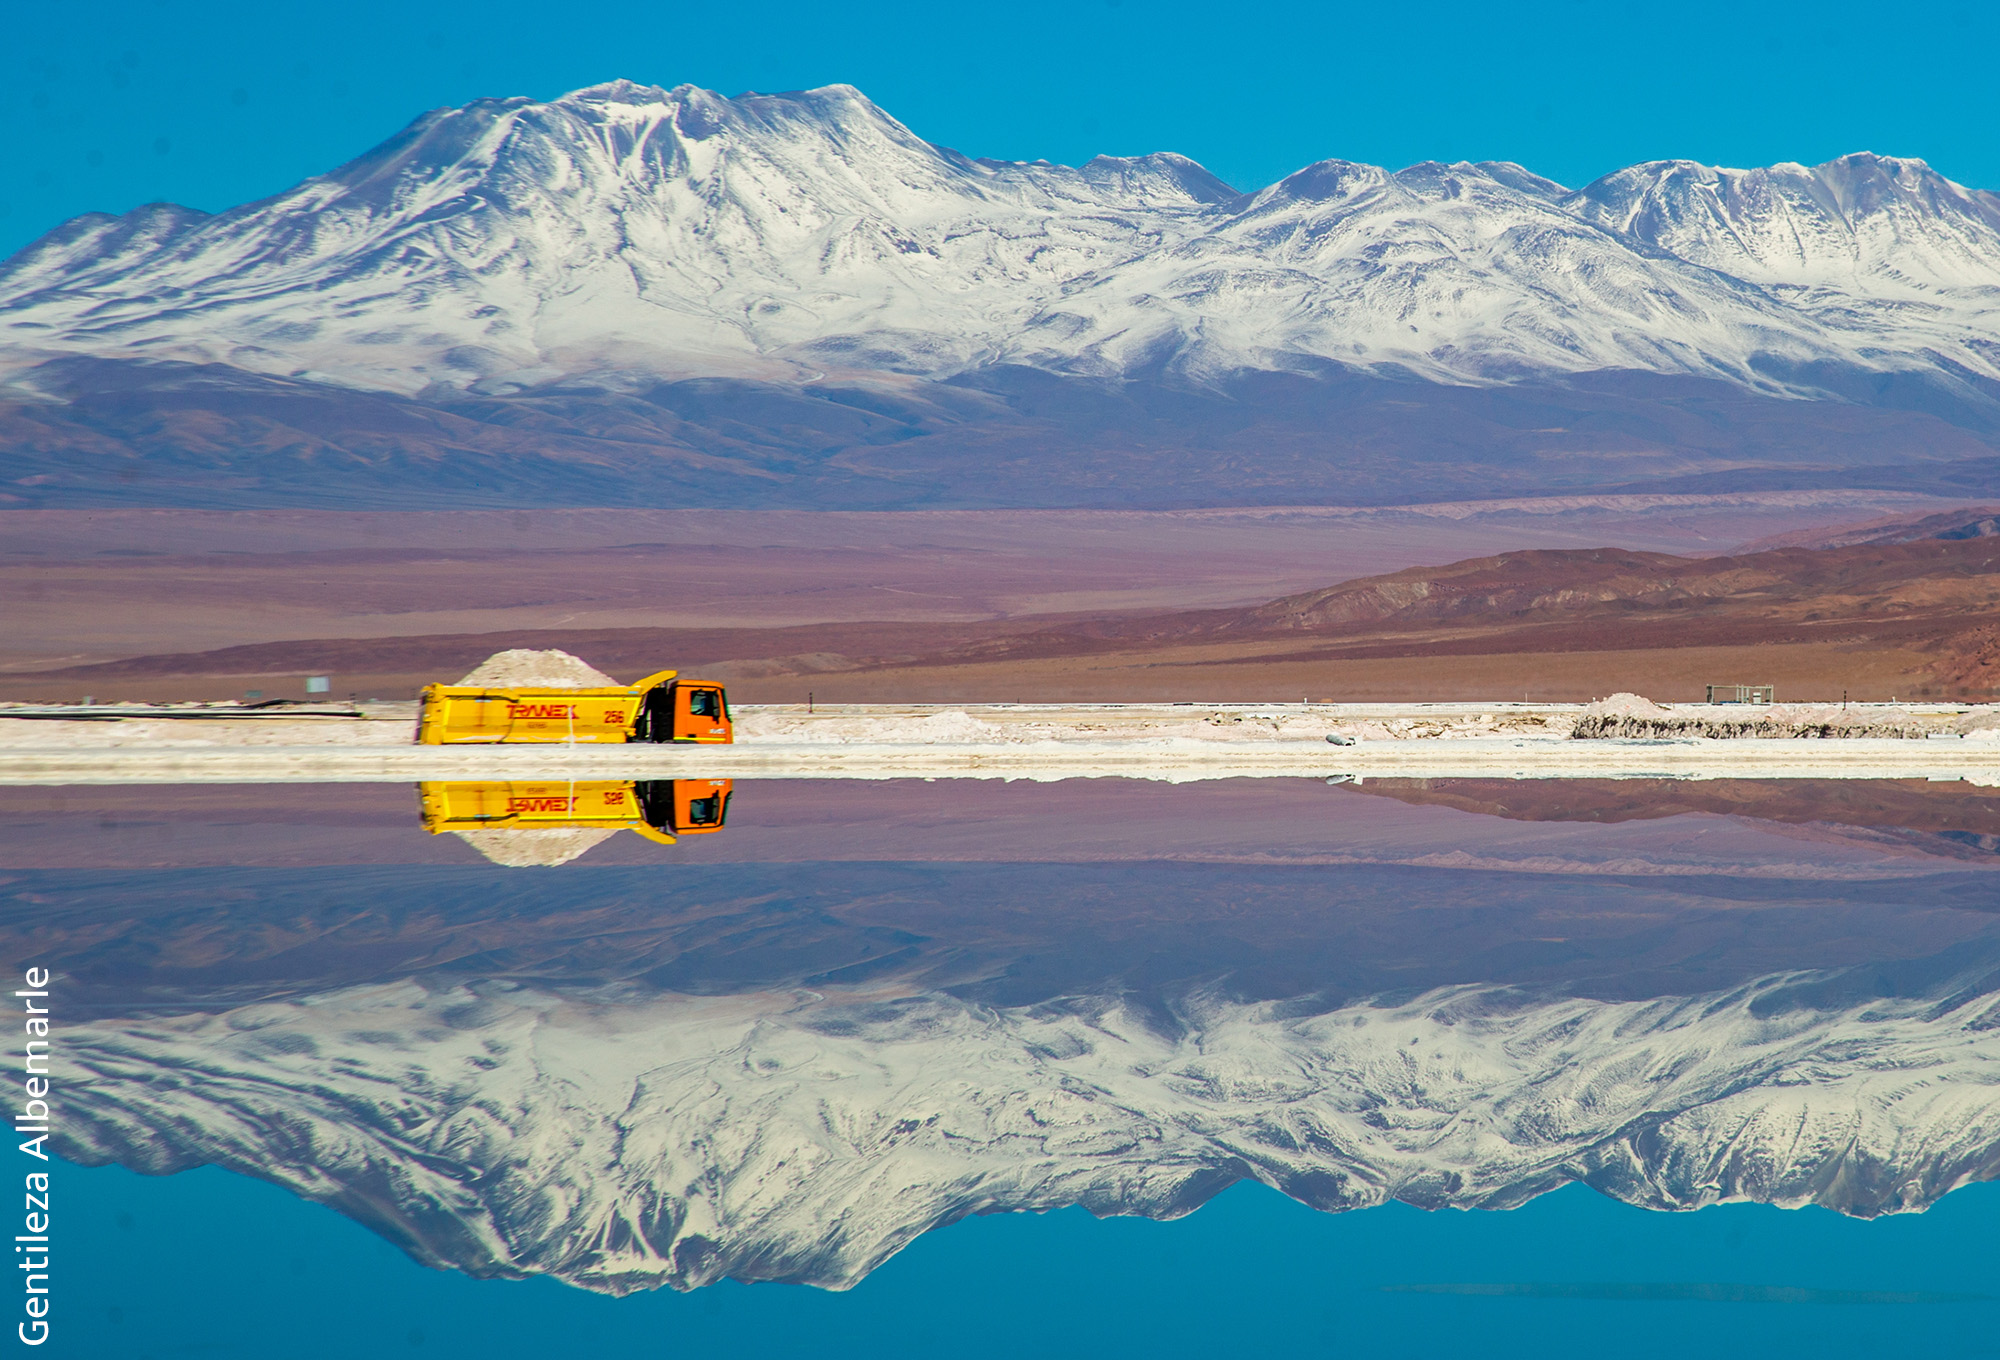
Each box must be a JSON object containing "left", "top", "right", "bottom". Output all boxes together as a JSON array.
[{"left": 0, "top": 702, "right": 1995, "bottom": 784}]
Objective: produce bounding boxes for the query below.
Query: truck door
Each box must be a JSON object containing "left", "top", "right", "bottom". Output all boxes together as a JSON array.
[
  {"left": 672, "top": 684, "right": 733, "bottom": 743},
  {"left": 634, "top": 780, "right": 733, "bottom": 834},
  {"left": 674, "top": 779, "right": 732, "bottom": 833}
]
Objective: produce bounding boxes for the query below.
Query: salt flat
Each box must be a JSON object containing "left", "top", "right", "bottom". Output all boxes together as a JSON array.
[{"left": 1, "top": 701, "right": 1994, "bottom": 785}]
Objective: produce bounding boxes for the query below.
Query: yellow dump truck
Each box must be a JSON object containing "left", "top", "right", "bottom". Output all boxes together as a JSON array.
[
  {"left": 418, "top": 778, "right": 733, "bottom": 844},
  {"left": 416, "top": 670, "right": 732, "bottom": 745}
]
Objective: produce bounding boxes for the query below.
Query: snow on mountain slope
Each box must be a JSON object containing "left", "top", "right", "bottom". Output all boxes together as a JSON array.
[
  {"left": 0, "top": 82, "right": 1231, "bottom": 395},
  {"left": 57, "top": 966, "right": 2000, "bottom": 1294},
  {"left": 2, "top": 82, "right": 1998, "bottom": 402},
  {"left": 1567, "top": 154, "right": 2000, "bottom": 375},
  {"left": 1027, "top": 158, "right": 1849, "bottom": 387}
]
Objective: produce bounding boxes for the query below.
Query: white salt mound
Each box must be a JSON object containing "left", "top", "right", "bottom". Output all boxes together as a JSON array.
[
  {"left": 456, "top": 649, "right": 618, "bottom": 688},
  {"left": 1957, "top": 706, "right": 2000, "bottom": 736},
  {"left": 1583, "top": 693, "right": 1671, "bottom": 719},
  {"left": 453, "top": 827, "right": 618, "bottom": 867}
]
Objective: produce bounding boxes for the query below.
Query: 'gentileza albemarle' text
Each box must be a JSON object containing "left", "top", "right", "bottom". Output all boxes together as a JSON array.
[{"left": 16, "top": 967, "right": 51, "bottom": 1347}]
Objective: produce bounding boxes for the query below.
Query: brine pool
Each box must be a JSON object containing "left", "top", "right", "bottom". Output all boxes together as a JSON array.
[{"left": 5, "top": 775, "right": 1998, "bottom": 1357}]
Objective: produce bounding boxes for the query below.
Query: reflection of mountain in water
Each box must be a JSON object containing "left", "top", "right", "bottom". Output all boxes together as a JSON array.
[
  {"left": 1346, "top": 778, "right": 2000, "bottom": 861},
  {"left": 58, "top": 952, "right": 2000, "bottom": 1294},
  {"left": 26, "top": 778, "right": 2000, "bottom": 1293},
  {"left": 20, "top": 859, "right": 2000, "bottom": 1012}
]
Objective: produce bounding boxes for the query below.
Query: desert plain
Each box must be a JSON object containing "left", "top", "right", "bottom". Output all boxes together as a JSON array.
[{"left": 3, "top": 492, "right": 1997, "bottom": 711}]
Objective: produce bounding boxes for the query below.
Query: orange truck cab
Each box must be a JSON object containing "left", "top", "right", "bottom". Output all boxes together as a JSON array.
[
  {"left": 418, "top": 778, "right": 733, "bottom": 844},
  {"left": 417, "top": 670, "right": 732, "bottom": 745}
]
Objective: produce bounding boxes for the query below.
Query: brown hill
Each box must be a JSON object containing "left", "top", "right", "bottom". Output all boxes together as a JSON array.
[
  {"left": 887, "top": 536, "right": 2000, "bottom": 695},
  {"left": 11, "top": 533, "right": 2000, "bottom": 702},
  {"left": 1736, "top": 504, "right": 2000, "bottom": 552},
  {"left": 1343, "top": 778, "right": 2000, "bottom": 849}
]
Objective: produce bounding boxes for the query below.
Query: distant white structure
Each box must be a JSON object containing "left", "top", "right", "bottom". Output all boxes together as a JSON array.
[{"left": 1707, "top": 684, "right": 1775, "bottom": 704}]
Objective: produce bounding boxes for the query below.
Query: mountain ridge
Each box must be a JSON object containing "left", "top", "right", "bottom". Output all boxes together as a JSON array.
[
  {"left": 5, "top": 81, "right": 1998, "bottom": 398},
  {"left": 54, "top": 961, "right": 2000, "bottom": 1293},
  {"left": 4, "top": 82, "right": 1999, "bottom": 509}
]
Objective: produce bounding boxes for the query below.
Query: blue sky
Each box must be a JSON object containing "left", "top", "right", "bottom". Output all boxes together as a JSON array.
[
  {"left": 2, "top": 0, "right": 1995, "bottom": 257},
  {"left": 65, "top": 1162, "right": 2000, "bottom": 1359}
]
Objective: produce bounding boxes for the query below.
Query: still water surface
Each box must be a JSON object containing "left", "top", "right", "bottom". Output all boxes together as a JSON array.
[{"left": 4, "top": 776, "right": 1997, "bottom": 1356}]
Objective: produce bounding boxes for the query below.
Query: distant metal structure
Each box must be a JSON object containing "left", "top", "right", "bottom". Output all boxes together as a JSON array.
[{"left": 1706, "top": 684, "right": 1774, "bottom": 704}]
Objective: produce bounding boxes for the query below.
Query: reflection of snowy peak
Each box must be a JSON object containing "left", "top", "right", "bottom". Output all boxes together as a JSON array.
[
  {"left": 60, "top": 969, "right": 2000, "bottom": 1294},
  {"left": 3, "top": 82, "right": 1998, "bottom": 399}
]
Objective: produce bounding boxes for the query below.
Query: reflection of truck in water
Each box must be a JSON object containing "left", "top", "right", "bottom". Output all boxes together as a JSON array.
[
  {"left": 418, "top": 779, "right": 733, "bottom": 845},
  {"left": 417, "top": 670, "right": 732, "bottom": 744}
]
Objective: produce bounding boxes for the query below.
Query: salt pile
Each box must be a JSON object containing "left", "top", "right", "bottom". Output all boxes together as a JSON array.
[
  {"left": 453, "top": 828, "right": 618, "bottom": 867},
  {"left": 456, "top": 650, "right": 618, "bottom": 688},
  {"left": 1582, "top": 693, "right": 1672, "bottom": 719},
  {"left": 1956, "top": 707, "right": 2000, "bottom": 737}
]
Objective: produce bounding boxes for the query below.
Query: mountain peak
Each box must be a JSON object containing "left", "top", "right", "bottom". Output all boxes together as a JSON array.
[
  {"left": 1079, "top": 152, "right": 1239, "bottom": 204},
  {"left": 1, "top": 84, "right": 1996, "bottom": 410},
  {"left": 1254, "top": 158, "right": 1389, "bottom": 207},
  {"left": 1563, "top": 148, "right": 2000, "bottom": 296},
  {"left": 0, "top": 201, "right": 211, "bottom": 282},
  {"left": 1471, "top": 160, "right": 1570, "bottom": 198},
  {"left": 1820, "top": 149, "right": 1932, "bottom": 175},
  {"left": 561, "top": 78, "right": 679, "bottom": 105}
]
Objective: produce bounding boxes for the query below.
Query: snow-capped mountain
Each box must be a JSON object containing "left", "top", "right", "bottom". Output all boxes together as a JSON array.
[
  {"left": 3, "top": 81, "right": 1998, "bottom": 402},
  {"left": 57, "top": 964, "right": 2000, "bottom": 1294},
  {"left": 0, "top": 83, "right": 1233, "bottom": 395},
  {"left": 1566, "top": 155, "right": 2000, "bottom": 384}
]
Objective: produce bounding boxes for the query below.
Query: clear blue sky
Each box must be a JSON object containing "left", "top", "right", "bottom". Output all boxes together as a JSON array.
[
  {"left": 3, "top": 0, "right": 1995, "bottom": 257},
  {"left": 64, "top": 1162, "right": 2000, "bottom": 1358}
]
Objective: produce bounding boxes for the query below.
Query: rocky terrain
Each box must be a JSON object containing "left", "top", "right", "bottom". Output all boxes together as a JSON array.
[{"left": 795, "top": 524, "right": 2000, "bottom": 699}]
